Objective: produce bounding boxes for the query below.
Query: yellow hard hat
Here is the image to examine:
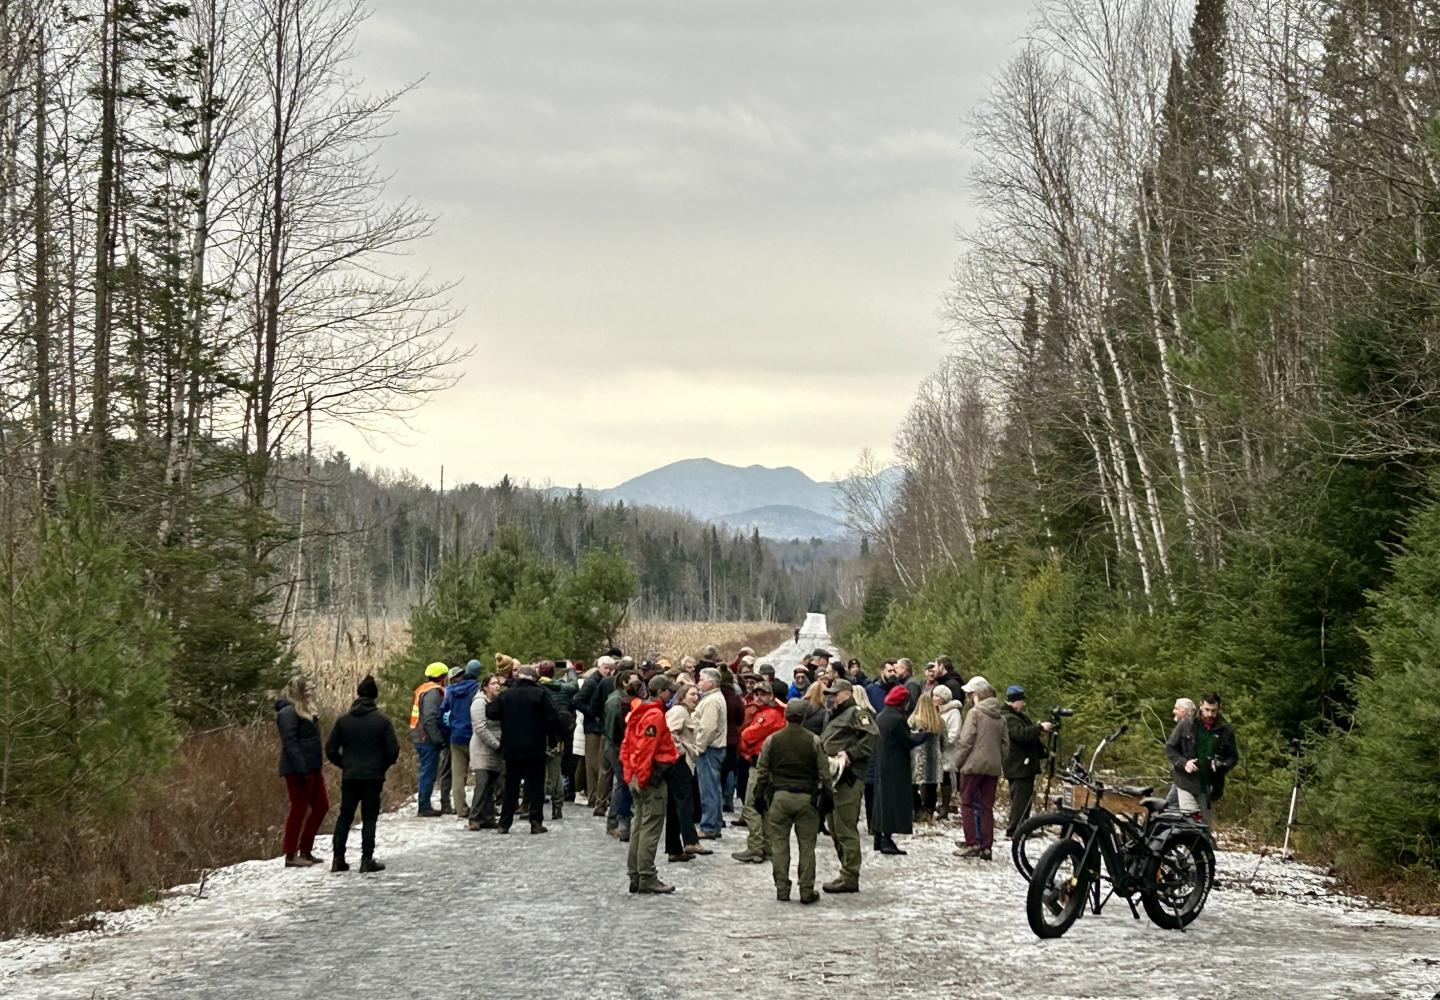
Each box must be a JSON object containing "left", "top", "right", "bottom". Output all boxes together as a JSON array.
[{"left": 424, "top": 662, "right": 449, "bottom": 679}]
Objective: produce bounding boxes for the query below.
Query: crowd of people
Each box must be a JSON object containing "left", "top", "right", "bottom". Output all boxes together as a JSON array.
[{"left": 272, "top": 645, "right": 1238, "bottom": 897}]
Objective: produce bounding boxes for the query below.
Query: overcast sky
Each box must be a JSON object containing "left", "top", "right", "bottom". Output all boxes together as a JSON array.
[{"left": 329, "top": 0, "right": 1031, "bottom": 488}]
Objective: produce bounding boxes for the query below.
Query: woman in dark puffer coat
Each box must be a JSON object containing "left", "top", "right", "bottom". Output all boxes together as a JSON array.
[{"left": 276, "top": 675, "right": 329, "bottom": 867}]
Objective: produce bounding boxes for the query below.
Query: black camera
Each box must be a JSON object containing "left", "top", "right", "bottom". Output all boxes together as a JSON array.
[{"left": 1051, "top": 707, "right": 1075, "bottom": 720}]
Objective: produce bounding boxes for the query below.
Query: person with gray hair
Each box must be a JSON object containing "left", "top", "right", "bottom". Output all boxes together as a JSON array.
[
  {"left": 692, "top": 666, "right": 728, "bottom": 838},
  {"left": 1164, "top": 698, "right": 1197, "bottom": 806},
  {"left": 953, "top": 675, "right": 1009, "bottom": 860}
]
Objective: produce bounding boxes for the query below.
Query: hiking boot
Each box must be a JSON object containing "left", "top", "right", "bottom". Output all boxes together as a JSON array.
[
  {"left": 800, "top": 890, "right": 820, "bottom": 905},
  {"left": 638, "top": 879, "right": 676, "bottom": 894},
  {"left": 953, "top": 845, "right": 982, "bottom": 860},
  {"left": 592, "top": 805, "right": 608, "bottom": 817},
  {"left": 300, "top": 851, "right": 323, "bottom": 865},
  {"left": 284, "top": 854, "right": 315, "bottom": 868},
  {"left": 684, "top": 843, "right": 713, "bottom": 856},
  {"left": 776, "top": 886, "right": 791, "bottom": 901},
  {"left": 617, "top": 819, "right": 630, "bottom": 842},
  {"left": 629, "top": 876, "right": 639, "bottom": 894},
  {"left": 977, "top": 848, "right": 993, "bottom": 861},
  {"left": 696, "top": 830, "right": 721, "bottom": 840},
  {"left": 330, "top": 857, "right": 350, "bottom": 873},
  {"left": 730, "top": 818, "right": 748, "bottom": 828},
  {"left": 667, "top": 852, "right": 693, "bottom": 863},
  {"left": 467, "top": 821, "right": 483, "bottom": 831},
  {"left": 731, "top": 849, "right": 766, "bottom": 863},
  {"left": 530, "top": 821, "right": 549, "bottom": 835},
  {"left": 358, "top": 858, "right": 385, "bottom": 873},
  {"left": 417, "top": 807, "right": 442, "bottom": 817},
  {"left": 879, "top": 837, "right": 906, "bottom": 856},
  {"left": 823, "top": 879, "right": 859, "bottom": 894},
  {"left": 497, "top": 825, "right": 511, "bottom": 835},
  {"left": 551, "top": 802, "right": 563, "bottom": 821}
]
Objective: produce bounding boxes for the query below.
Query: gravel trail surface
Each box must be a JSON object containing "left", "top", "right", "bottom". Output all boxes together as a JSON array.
[{"left": 3, "top": 620, "right": 1436, "bottom": 1000}]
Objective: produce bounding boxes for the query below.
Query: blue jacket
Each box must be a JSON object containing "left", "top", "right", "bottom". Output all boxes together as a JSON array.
[{"left": 442, "top": 679, "right": 479, "bottom": 745}]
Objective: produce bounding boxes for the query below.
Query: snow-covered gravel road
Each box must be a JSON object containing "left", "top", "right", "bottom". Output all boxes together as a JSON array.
[{"left": 2, "top": 623, "right": 1437, "bottom": 1000}]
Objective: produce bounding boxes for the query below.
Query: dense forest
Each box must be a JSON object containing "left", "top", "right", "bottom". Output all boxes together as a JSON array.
[{"left": 840, "top": 0, "right": 1440, "bottom": 887}]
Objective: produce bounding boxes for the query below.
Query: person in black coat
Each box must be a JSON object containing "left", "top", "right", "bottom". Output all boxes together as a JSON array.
[
  {"left": 486, "top": 664, "right": 563, "bottom": 834},
  {"left": 872, "top": 685, "right": 927, "bottom": 855},
  {"left": 325, "top": 674, "right": 400, "bottom": 873},
  {"left": 276, "top": 676, "right": 328, "bottom": 868}
]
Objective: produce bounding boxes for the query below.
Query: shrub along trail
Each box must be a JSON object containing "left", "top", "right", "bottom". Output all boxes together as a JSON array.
[{"left": 2, "top": 611, "right": 1434, "bottom": 999}]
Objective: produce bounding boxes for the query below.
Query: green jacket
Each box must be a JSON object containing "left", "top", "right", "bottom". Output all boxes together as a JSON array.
[
  {"left": 819, "top": 699, "right": 879, "bottom": 779},
  {"left": 1000, "top": 703, "right": 1046, "bottom": 780}
]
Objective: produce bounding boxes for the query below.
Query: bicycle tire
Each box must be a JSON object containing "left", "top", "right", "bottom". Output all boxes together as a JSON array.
[
  {"left": 1011, "top": 810, "right": 1081, "bottom": 882},
  {"left": 1026, "top": 837, "right": 1091, "bottom": 939}
]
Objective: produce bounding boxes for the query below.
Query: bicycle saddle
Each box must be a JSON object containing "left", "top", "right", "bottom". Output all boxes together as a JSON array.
[
  {"left": 1116, "top": 785, "right": 1154, "bottom": 798},
  {"left": 1139, "top": 797, "right": 1169, "bottom": 813}
]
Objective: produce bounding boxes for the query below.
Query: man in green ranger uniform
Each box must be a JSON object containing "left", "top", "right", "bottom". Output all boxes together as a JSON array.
[{"left": 817, "top": 678, "right": 878, "bottom": 893}]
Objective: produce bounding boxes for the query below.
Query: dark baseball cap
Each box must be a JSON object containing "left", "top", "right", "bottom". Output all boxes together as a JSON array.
[{"left": 809, "top": 649, "right": 832, "bottom": 660}]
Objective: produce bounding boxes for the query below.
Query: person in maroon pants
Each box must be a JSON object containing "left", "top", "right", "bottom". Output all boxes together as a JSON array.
[
  {"left": 953, "top": 676, "right": 1010, "bottom": 861},
  {"left": 276, "top": 676, "right": 330, "bottom": 867}
]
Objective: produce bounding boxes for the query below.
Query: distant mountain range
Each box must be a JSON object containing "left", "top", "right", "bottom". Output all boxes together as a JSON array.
[{"left": 551, "top": 457, "right": 903, "bottom": 541}]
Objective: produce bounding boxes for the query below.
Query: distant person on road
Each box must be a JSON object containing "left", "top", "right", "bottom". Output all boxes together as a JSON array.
[
  {"left": 441, "top": 660, "right": 482, "bottom": 817},
  {"left": 467, "top": 673, "right": 505, "bottom": 829},
  {"left": 953, "top": 677, "right": 1009, "bottom": 861},
  {"left": 276, "top": 675, "right": 329, "bottom": 868},
  {"left": 1165, "top": 692, "right": 1237, "bottom": 826},
  {"left": 692, "top": 667, "right": 729, "bottom": 839},
  {"left": 794, "top": 626, "right": 801, "bottom": 646},
  {"left": 409, "top": 662, "right": 449, "bottom": 817},
  {"left": 817, "top": 678, "right": 877, "bottom": 893},
  {"left": 621, "top": 675, "right": 680, "bottom": 894},
  {"left": 1164, "top": 698, "right": 1197, "bottom": 807},
  {"left": 755, "top": 698, "right": 832, "bottom": 904},
  {"left": 999, "top": 685, "right": 1052, "bottom": 839},
  {"left": 486, "top": 663, "right": 563, "bottom": 835},
  {"left": 325, "top": 675, "right": 400, "bottom": 873}
]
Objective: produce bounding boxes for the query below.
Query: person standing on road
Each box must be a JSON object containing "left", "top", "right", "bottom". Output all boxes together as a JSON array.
[
  {"left": 935, "top": 687, "right": 965, "bottom": 821},
  {"left": 325, "top": 675, "right": 400, "bottom": 873},
  {"left": 276, "top": 675, "right": 329, "bottom": 868},
  {"left": 908, "top": 690, "right": 946, "bottom": 823},
  {"left": 999, "top": 685, "right": 1052, "bottom": 839},
  {"left": 863, "top": 659, "right": 899, "bottom": 826},
  {"left": 786, "top": 665, "right": 812, "bottom": 702},
  {"left": 896, "top": 659, "right": 922, "bottom": 709},
  {"left": 731, "top": 684, "right": 786, "bottom": 864},
  {"left": 605, "top": 670, "right": 642, "bottom": 841},
  {"left": 575, "top": 655, "right": 616, "bottom": 814},
  {"left": 664, "top": 683, "right": 709, "bottom": 862},
  {"left": 442, "top": 660, "right": 481, "bottom": 818},
  {"left": 719, "top": 665, "right": 746, "bottom": 815},
  {"left": 755, "top": 698, "right": 832, "bottom": 904},
  {"left": 539, "top": 660, "right": 579, "bottom": 821},
  {"left": 873, "top": 684, "right": 927, "bottom": 855},
  {"left": 621, "top": 675, "right": 680, "bottom": 894},
  {"left": 409, "top": 663, "right": 449, "bottom": 816},
  {"left": 436, "top": 665, "right": 464, "bottom": 814},
  {"left": 486, "top": 663, "right": 562, "bottom": 835},
  {"left": 953, "top": 677, "right": 1009, "bottom": 860},
  {"left": 467, "top": 673, "right": 505, "bottom": 829},
  {"left": 1165, "top": 692, "right": 1238, "bottom": 826},
  {"left": 692, "top": 666, "right": 729, "bottom": 840},
  {"left": 1164, "top": 698, "right": 1197, "bottom": 807},
  {"left": 817, "top": 678, "right": 878, "bottom": 893}
]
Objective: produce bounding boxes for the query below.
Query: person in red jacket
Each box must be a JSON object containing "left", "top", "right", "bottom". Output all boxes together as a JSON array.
[
  {"left": 621, "top": 675, "right": 680, "bottom": 895},
  {"left": 731, "top": 685, "right": 787, "bottom": 863}
]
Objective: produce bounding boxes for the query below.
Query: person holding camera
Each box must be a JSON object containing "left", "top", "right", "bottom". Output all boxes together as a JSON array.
[
  {"left": 753, "top": 698, "right": 833, "bottom": 903},
  {"left": 621, "top": 675, "right": 681, "bottom": 894},
  {"left": 999, "top": 685, "right": 1053, "bottom": 839},
  {"left": 1165, "top": 691, "right": 1237, "bottom": 825}
]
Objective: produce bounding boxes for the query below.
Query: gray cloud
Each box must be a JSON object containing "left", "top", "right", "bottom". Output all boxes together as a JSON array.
[{"left": 332, "top": 0, "right": 1031, "bottom": 486}]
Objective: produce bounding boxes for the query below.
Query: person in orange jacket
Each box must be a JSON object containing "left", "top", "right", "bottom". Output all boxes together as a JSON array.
[
  {"left": 731, "top": 684, "right": 787, "bottom": 863},
  {"left": 621, "top": 675, "right": 680, "bottom": 894}
]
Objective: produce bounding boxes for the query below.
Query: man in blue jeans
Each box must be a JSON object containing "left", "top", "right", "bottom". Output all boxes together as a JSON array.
[
  {"left": 409, "top": 662, "right": 450, "bottom": 816},
  {"left": 692, "top": 666, "right": 728, "bottom": 838}
]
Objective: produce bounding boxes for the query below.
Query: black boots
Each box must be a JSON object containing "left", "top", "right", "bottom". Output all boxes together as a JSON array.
[
  {"left": 879, "top": 836, "right": 906, "bottom": 855},
  {"left": 530, "top": 821, "right": 549, "bottom": 835},
  {"left": 331, "top": 857, "right": 350, "bottom": 873},
  {"left": 551, "top": 802, "right": 563, "bottom": 821},
  {"left": 358, "top": 857, "right": 385, "bottom": 873}
]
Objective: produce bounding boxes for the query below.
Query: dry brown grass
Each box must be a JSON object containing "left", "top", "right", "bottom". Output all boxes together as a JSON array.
[
  {"left": 614, "top": 620, "right": 790, "bottom": 663},
  {"left": 290, "top": 616, "right": 410, "bottom": 710},
  {"left": 0, "top": 722, "right": 417, "bottom": 939}
]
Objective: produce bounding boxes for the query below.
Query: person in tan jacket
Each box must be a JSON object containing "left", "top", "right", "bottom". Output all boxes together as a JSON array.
[
  {"left": 953, "top": 676, "right": 1010, "bottom": 860},
  {"left": 692, "top": 667, "right": 730, "bottom": 838}
]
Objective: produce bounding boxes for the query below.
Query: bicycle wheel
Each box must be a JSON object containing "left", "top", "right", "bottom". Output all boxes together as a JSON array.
[
  {"left": 1011, "top": 810, "right": 1080, "bottom": 882},
  {"left": 1026, "top": 837, "right": 1090, "bottom": 939},
  {"left": 1141, "top": 834, "right": 1213, "bottom": 929}
]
